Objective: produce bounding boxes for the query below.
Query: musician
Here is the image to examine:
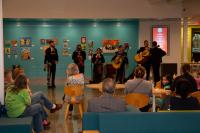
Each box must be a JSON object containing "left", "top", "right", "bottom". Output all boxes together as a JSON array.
[
  {"left": 137, "top": 40, "right": 151, "bottom": 80},
  {"left": 112, "top": 45, "right": 128, "bottom": 83},
  {"left": 44, "top": 40, "right": 59, "bottom": 88},
  {"left": 150, "top": 41, "right": 166, "bottom": 84},
  {"left": 72, "top": 44, "right": 86, "bottom": 73},
  {"left": 92, "top": 48, "right": 105, "bottom": 83}
]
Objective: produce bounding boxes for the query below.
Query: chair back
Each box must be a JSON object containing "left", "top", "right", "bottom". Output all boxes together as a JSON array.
[
  {"left": 190, "top": 91, "right": 200, "bottom": 103},
  {"left": 125, "top": 93, "right": 149, "bottom": 108},
  {"left": 155, "top": 80, "right": 162, "bottom": 89},
  {"left": 64, "top": 84, "right": 84, "bottom": 97}
]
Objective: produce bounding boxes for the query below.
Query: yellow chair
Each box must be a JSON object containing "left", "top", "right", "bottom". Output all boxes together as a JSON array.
[
  {"left": 64, "top": 85, "right": 84, "bottom": 119},
  {"left": 190, "top": 91, "right": 200, "bottom": 103},
  {"left": 155, "top": 80, "right": 162, "bottom": 89},
  {"left": 125, "top": 93, "right": 150, "bottom": 109}
]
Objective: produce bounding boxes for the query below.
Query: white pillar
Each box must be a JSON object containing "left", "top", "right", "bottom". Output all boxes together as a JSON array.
[
  {"left": 0, "top": 0, "right": 4, "bottom": 104},
  {"left": 183, "top": 17, "right": 188, "bottom": 63}
]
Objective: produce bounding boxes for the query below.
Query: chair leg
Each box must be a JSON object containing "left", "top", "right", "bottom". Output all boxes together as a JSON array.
[
  {"left": 65, "top": 104, "right": 70, "bottom": 120},
  {"left": 78, "top": 103, "right": 83, "bottom": 119}
]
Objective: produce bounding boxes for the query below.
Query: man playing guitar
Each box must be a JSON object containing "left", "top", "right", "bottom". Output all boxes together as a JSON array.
[
  {"left": 136, "top": 40, "right": 151, "bottom": 80},
  {"left": 112, "top": 45, "right": 128, "bottom": 83},
  {"left": 72, "top": 44, "right": 86, "bottom": 73}
]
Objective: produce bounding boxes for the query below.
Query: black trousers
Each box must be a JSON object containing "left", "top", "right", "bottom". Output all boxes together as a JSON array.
[
  {"left": 78, "top": 65, "right": 84, "bottom": 74},
  {"left": 116, "top": 65, "right": 125, "bottom": 83},
  {"left": 142, "top": 63, "right": 151, "bottom": 80},
  {"left": 47, "top": 63, "right": 56, "bottom": 85},
  {"left": 152, "top": 63, "right": 160, "bottom": 83}
]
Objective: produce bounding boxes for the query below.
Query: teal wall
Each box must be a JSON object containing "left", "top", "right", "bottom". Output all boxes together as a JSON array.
[{"left": 3, "top": 19, "right": 139, "bottom": 78}]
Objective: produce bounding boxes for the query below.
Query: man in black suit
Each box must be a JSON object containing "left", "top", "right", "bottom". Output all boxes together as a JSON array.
[
  {"left": 150, "top": 41, "right": 166, "bottom": 84},
  {"left": 72, "top": 44, "right": 86, "bottom": 73},
  {"left": 44, "top": 40, "right": 58, "bottom": 88},
  {"left": 137, "top": 40, "right": 151, "bottom": 80}
]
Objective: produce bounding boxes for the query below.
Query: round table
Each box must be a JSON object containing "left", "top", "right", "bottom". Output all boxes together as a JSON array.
[{"left": 86, "top": 82, "right": 125, "bottom": 92}]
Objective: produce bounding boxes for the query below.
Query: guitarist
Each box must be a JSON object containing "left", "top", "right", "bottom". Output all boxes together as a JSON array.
[
  {"left": 137, "top": 40, "right": 151, "bottom": 80},
  {"left": 112, "top": 45, "right": 128, "bottom": 83},
  {"left": 72, "top": 44, "right": 86, "bottom": 73}
]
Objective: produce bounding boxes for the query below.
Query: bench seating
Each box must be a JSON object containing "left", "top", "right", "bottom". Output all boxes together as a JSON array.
[
  {"left": 83, "top": 112, "right": 200, "bottom": 133},
  {"left": 0, "top": 117, "right": 32, "bottom": 133}
]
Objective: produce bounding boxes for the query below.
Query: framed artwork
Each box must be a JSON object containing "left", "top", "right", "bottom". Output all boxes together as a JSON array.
[
  {"left": 62, "top": 48, "right": 70, "bottom": 56},
  {"left": 191, "top": 28, "right": 200, "bottom": 62},
  {"left": 152, "top": 25, "right": 169, "bottom": 54},
  {"left": 21, "top": 48, "right": 31, "bottom": 60},
  {"left": 102, "top": 39, "right": 119, "bottom": 53},
  {"left": 81, "top": 36, "right": 86, "bottom": 44},
  {"left": 20, "top": 37, "right": 32, "bottom": 47},
  {"left": 4, "top": 40, "right": 11, "bottom": 47},
  {"left": 40, "top": 39, "right": 46, "bottom": 45},
  {"left": 4, "top": 48, "right": 11, "bottom": 55},
  {"left": 12, "top": 47, "right": 18, "bottom": 55},
  {"left": 11, "top": 40, "right": 18, "bottom": 47}
]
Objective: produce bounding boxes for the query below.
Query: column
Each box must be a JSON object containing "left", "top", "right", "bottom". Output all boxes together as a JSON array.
[
  {"left": 183, "top": 17, "right": 188, "bottom": 63},
  {"left": 0, "top": 0, "right": 4, "bottom": 104}
]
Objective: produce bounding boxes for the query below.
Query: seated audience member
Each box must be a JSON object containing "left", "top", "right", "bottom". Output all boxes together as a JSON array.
[
  {"left": 161, "top": 79, "right": 200, "bottom": 110},
  {"left": 172, "top": 64, "right": 198, "bottom": 93},
  {"left": 125, "top": 66, "right": 152, "bottom": 96},
  {"left": 161, "top": 74, "right": 173, "bottom": 90},
  {"left": 64, "top": 63, "right": 84, "bottom": 117},
  {"left": 4, "top": 69, "right": 14, "bottom": 90},
  {"left": 87, "top": 78, "right": 127, "bottom": 112},
  {"left": 13, "top": 67, "right": 25, "bottom": 80},
  {"left": 5, "top": 74, "right": 62, "bottom": 133}
]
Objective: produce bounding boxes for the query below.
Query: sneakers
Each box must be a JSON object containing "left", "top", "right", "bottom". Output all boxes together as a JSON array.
[{"left": 50, "top": 104, "right": 63, "bottom": 113}]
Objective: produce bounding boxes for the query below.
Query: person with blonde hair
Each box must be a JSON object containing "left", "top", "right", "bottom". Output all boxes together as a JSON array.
[{"left": 64, "top": 63, "right": 84, "bottom": 118}]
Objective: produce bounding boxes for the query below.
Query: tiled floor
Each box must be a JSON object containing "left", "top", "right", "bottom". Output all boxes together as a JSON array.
[{"left": 29, "top": 77, "right": 101, "bottom": 133}]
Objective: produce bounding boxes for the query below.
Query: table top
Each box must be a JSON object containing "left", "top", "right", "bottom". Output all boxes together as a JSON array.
[{"left": 86, "top": 82, "right": 125, "bottom": 92}]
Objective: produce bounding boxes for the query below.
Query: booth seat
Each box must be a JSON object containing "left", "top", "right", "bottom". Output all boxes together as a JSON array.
[
  {"left": 0, "top": 117, "right": 32, "bottom": 133},
  {"left": 83, "top": 112, "right": 200, "bottom": 133}
]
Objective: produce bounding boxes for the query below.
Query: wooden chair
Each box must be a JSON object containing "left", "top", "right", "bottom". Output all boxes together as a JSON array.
[
  {"left": 190, "top": 91, "right": 200, "bottom": 103},
  {"left": 125, "top": 93, "right": 150, "bottom": 109},
  {"left": 155, "top": 80, "right": 162, "bottom": 89},
  {"left": 64, "top": 85, "right": 84, "bottom": 119}
]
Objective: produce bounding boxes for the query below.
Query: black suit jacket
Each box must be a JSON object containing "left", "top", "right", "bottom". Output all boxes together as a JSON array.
[{"left": 44, "top": 47, "right": 58, "bottom": 64}]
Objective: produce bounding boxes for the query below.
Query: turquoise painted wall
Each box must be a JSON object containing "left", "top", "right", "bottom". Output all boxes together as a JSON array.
[{"left": 3, "top": 19, "right": 139, "bottom": 78}]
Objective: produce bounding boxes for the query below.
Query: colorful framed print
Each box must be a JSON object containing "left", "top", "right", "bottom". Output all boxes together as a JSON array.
[
  {"left": 102, "top": 39, "right": 119, "bottom": 53},
  {"left": 20, "top": 37, "right": 32, "bottom": 47},
  {"left": 21, "top": 48, "right": 31, "bottom": 60},
  {"left": 4, "top": 48, "right": 11, "bottom": 55}
]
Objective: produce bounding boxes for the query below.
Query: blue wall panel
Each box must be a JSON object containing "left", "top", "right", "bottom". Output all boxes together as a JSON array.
[{"left": 4, "top": 19, "right": 139, "bottom": 78}]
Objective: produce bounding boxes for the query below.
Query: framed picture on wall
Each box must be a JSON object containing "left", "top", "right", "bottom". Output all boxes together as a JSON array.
[
  {"left": 102, "top": 39, "right": 119, "bottom": 53},
  {"left": 21, "top": 48, "right": 31, "bottom": 60},
  {"left": 151, "top": 25, "right": 169, "bottom": 54},
  {"left": 191, "top": 28, "right": 200, "bottom": 62},
  {"left": 20, "top": 37, "right": 32, "bottom": 47}
]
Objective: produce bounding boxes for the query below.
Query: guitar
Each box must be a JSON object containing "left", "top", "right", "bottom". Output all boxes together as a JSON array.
[
  {"left": 112, "top": 43, "right": 129, "bottom": 69},
  {"left": 134, "top": 48, "right": 150, "bottom": 64},
  {"left": 112, "top": 55, "right": 124, "bottom": 69}
]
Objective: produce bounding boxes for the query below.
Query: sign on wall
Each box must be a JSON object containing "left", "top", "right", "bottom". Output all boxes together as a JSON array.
[{"left": 152, "top": 26, "right": 169, "bottom": 54}]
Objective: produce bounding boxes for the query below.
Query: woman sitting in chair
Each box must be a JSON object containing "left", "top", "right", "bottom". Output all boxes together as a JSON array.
[{"left": 63, "top": 63, "right": 84, "bottom": 118}]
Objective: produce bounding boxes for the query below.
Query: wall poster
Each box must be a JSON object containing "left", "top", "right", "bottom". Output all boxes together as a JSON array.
[{"left": 152, "top": 25, "right": 169, "bottom": 54}]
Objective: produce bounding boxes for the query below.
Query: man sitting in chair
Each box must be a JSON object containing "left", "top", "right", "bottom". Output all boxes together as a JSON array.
[{"left": 87, "top": 78, "right": 127, "bottom": 112}]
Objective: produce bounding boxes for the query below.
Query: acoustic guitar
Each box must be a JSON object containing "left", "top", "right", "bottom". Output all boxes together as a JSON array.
[
  {"left": 134, "top": 49, "right": 150, "bottom": 64},
  {"left": 112, "top": 43, "right": 129, "bottom": 69},
  {"left": 112, "top": 55, "right": 124, "bottom": 69}
]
